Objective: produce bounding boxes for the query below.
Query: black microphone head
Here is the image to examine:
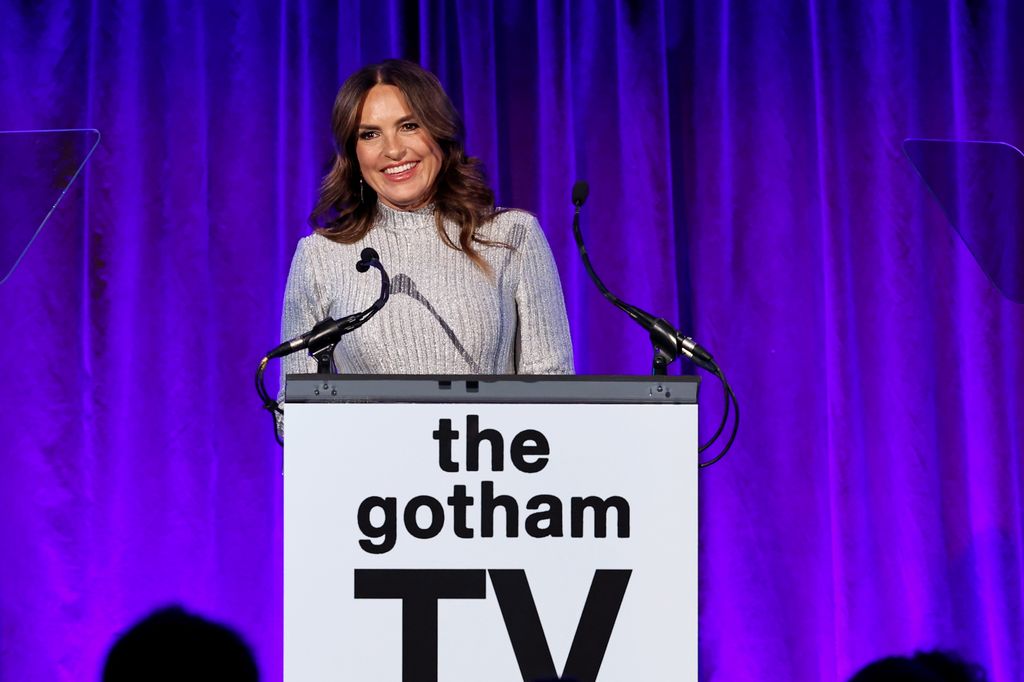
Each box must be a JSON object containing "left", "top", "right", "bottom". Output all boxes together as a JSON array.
[
  {"left": 571, "top": 180, "right": 590, "bottom": 207},
  {"left": 356, "top": 247, "right": 379, "bottom": 273}
]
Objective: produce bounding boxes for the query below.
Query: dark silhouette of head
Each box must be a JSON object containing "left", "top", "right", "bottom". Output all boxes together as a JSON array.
[
  {"left": 103, "top": 606, "right": 259, "bottom": 681},
  {"left": 849, "top": 650, "right": 987, "bottom": 682}
]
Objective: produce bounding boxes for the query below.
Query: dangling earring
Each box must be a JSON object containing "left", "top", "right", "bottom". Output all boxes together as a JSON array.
[{"left": 359, "top": 178, "right": 364, "bottom": 203}]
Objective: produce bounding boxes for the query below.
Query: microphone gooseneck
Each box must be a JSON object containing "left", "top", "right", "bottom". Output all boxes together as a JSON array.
[
  {"left": 569, "top": 179, "right": 738, "bottom": 466},
  {"left": 570, "top": 181, "right": 715, "bottom": 373},
  {"left": 256, "top": 250, "right": 391, "bottom": 446},
  {"left": 266, "top": 250, "right": 389, "bottom": 361}
]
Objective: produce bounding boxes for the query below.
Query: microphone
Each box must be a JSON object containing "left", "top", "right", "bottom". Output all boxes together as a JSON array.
[
  {"left": 566, "top": 179, "right": 737, "bottom": 464},
  {"left": 266, "top": 312, "right": 361, "bottom": 360},
  {"left": 356, "top": 247, "right": 379, "bottom": 273},
  {"left": 624, "top": 305, "right": 715, "bottom": 370},
  {"left": 572, "top": 181, "right": 590, "bottom": 208},
  {"left": 570, "top": 178, "right": 716, "bottom": 373},
  {"left": 267, "top": 249, "right": 388, "bottom": 360},
  {"left": 256, "top": 246, "right": 394, "bottom": 446}
]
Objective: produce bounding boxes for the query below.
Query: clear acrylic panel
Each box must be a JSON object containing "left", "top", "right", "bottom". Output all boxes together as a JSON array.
[
  {"left": 0, "top": 129, "right": 100, "bottom": 284},
  {"left": 904, "top": 138, "right": 1024, "bottom": 304}
]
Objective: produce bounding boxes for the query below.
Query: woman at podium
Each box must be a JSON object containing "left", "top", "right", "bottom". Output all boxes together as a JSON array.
[{"left": 280, "top": 60, "right": 573, "bottom": 380}]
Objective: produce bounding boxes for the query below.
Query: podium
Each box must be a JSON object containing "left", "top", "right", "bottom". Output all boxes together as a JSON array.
[{"left": 284, "top": 375, "right": 699, "bottom": 682}]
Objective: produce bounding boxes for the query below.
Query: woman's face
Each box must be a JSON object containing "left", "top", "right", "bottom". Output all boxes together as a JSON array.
[{"left": 355, "top": 84, "right": 443, "bottom": 211}]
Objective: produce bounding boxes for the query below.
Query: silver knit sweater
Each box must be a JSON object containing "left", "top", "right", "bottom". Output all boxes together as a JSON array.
[{"left": 279, "top": 204, "right": 574, "bottom": 389}]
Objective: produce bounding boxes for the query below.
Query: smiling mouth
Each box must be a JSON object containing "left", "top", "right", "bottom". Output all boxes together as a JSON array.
[{"left": 382, "top": 161, "right": 419, "bottom": 176}]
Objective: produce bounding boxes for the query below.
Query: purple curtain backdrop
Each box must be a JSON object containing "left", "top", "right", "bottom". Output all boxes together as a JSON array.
[{"left": 2, "top": 1, "right": 1023, "bottom": 680}]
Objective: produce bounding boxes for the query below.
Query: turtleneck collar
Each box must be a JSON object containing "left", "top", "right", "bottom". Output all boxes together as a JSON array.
[{"left": 375, "top": 201, "right": 437, "bottom": 232}]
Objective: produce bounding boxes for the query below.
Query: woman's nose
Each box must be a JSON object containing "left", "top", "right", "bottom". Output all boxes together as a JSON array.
[{"left": 382, "top": 133, "right": 406, "bottom": 160}]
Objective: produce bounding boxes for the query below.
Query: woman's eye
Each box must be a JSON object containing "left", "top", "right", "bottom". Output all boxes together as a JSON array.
[
  {"left": 401, "top": 122, "right": 420, "bottom": 132},
  {"left": 358, "top": 130, "right": 379, "bottom": 140}
]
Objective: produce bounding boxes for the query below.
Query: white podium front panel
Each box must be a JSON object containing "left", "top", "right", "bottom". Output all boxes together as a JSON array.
[{"left": 285, "top": 402, "right": 697, "bottom": 682}]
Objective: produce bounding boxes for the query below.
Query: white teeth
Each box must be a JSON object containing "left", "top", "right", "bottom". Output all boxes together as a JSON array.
[{"left": 383, "top": 162, "right": 417, "bottom": 175}]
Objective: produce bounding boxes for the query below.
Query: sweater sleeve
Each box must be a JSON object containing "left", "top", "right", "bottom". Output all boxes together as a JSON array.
[
  {"left": 278, "top": 237, "right": 327, "bottom": 401},
  {"left": 513, "top": 216, "right": 575, "bottom": 374}
]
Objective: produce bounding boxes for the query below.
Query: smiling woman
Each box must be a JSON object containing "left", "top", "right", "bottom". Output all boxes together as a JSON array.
[{"left": 278, "top": 60, "right": 573, "bottom": 389}]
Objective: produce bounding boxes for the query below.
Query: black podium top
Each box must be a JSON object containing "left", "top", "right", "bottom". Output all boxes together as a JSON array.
[{"left": 285, "top": 374, "right": 699, "bottom": 405}]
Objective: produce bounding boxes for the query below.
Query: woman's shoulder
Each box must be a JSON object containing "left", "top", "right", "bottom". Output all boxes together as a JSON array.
[
  {"left": 481, "top": 208, "right": 543, "bottom": 245},
  {"left": 290, "top": 231, "right": 365, "bottom": 271},
  {"left": 490, "top": 207, "right": 539, "bottom": 227},
  {"left": 295, "top": 230, "right": 364, "bottom": 253},
  {"left": 298, "top": 229, "right": 353, "bottom": 246}
]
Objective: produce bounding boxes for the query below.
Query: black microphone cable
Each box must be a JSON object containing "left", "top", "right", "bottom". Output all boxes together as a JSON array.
[
  {"left": 699, "top": 366, "right": 739, "bottom": 468},
  {"left": 255, "top": 354, "right": 284, "bottom": 446}
]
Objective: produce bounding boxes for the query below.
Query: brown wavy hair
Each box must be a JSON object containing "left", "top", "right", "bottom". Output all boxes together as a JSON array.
[{"left": 309, "top": 59, "right": 504, "bottom": 270}]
